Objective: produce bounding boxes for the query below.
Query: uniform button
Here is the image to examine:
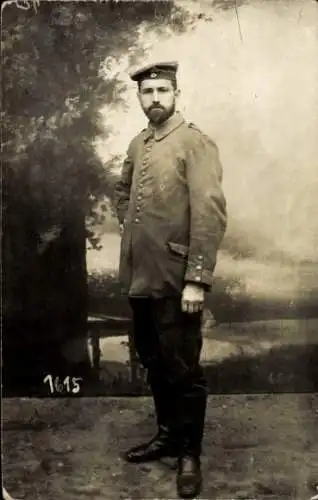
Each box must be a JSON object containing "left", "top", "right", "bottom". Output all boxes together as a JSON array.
[
  {"left": 196, "top": 265, "right": 202, "bottom": 270},
  {"left": 198, "top": 255, "right": 203, "bottom": 261},
  {"left": 134, "top": 217, "right": 140, "bottom": 223},
  {"left": 195, "top": 276, "right": 201, "bottom": 282},
  {"left": 137, "top": 195, "right": 142, "bottom": 200},
  {"left": 136, "top": 206, "right": 140, "bottom": 212}
]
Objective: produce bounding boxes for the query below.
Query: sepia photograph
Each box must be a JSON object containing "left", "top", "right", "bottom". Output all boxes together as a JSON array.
[{"left": 2, "top": 0, "right": 318, "bottom": 498}]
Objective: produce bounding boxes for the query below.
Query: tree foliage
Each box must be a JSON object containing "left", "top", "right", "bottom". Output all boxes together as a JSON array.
[
  {"left": 3, "top": 1, "right": 207, "bottom": 238},
  {"left": 3, "top": 2, "right": 183, "bottom": 228}
]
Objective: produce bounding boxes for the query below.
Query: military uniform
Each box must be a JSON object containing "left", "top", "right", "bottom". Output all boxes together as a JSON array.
[
  {"left": 114, "top": 61, "right": 227, "bottom": 498},
  {"left": 115, "top": 111, "right": 226, "bottom": 296}
]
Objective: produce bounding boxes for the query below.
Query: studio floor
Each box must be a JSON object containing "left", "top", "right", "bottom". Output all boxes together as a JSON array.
[{"left": 3, "top": 394, "right": 318, "bottom": 500}]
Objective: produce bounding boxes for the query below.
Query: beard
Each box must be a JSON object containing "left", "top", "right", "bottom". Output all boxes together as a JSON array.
[{"left": 145, "top": 102, "right": 175, "bottom": 125}]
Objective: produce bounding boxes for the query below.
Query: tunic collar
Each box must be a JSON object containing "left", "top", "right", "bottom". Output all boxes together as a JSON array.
[{"left": 143, "top": 111, "right": 185, "bottom": 142}]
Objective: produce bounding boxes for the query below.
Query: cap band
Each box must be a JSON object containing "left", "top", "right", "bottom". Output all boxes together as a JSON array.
[{"left": 130, "top": 61, "right": 178, "bottom": 83}]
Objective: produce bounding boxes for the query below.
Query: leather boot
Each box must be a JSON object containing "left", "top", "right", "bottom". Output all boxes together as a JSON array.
[
  {"left": 123, "top": 424, "right": 180, "bottom": 463},
  {"left": 151, "top": 382, "right": 171, "bottom": 428},
  {"left": 176, "top": 384, "right": 207, "bottom": 498},
  {"left": 124, "top": 380, "right": 181, "bottom": 463},
  {"left": 177, "top": 455, "right": 202, "bottom": 499}
]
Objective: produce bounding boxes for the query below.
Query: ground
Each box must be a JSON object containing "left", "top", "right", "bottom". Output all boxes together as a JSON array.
[{"left": 3, "top": 395, "right": 318, "bottom": 500}]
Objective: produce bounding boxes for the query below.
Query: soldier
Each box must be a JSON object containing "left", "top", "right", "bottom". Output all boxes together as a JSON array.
[{"left": 114, "top": 61, "right": 227, "bottom": 499}]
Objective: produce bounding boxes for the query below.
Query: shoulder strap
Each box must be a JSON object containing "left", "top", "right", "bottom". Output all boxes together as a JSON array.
[
  {"left": 188, "top": 122, "right": 201, "bottom": 132},
  {"left": 187, "top": 122, "right": 218, "bottom": 148}
]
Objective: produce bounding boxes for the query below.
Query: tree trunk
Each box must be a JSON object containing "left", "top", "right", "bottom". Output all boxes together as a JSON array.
[{"left": 3, "top": 201, "right": 92, "bottom": 396}]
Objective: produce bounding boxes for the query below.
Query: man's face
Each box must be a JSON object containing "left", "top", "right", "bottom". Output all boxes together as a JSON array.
[{"left": 137, "top": 78, "right": 180, "bottom": 125}]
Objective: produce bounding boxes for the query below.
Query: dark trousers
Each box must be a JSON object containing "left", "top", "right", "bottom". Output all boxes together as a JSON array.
[{"left": 129, "top": 296, "right": 207, "bottom": 456}]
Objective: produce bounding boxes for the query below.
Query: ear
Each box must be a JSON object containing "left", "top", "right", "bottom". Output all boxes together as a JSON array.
[{"left": 174, "top": 88, "right": 181, "bottom": 99}]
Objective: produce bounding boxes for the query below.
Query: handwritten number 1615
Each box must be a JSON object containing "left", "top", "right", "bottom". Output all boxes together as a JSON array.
[{"left": 43, "top": 375, "right": 83, "bottom": 394}]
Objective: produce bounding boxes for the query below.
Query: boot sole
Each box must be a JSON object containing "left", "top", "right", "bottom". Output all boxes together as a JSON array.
[{"left": 123, "top": 450, "right": 179, "bottom": 463}]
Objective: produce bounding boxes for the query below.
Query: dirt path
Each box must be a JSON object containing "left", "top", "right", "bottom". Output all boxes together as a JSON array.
[{"left": 3, "top": 395, "right": 318, "bottom": 499}]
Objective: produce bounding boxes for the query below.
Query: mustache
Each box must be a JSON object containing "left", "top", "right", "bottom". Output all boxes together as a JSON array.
[{"left": 149, "top": 104, "right": 165, "bottom": 111}]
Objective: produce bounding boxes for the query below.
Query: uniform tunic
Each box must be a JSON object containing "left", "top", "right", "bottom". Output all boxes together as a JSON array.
[{"left": 114, "top": 112, "right": 227, "bottom": 298}]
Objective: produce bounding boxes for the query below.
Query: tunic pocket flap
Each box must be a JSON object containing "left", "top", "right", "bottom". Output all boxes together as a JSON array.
[{"left": 167, "top": 241, "right": 189, "bottom": 258}]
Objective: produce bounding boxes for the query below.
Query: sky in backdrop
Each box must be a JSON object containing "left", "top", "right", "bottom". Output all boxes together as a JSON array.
[{"left": 93, "top": 0, "right": 318, "bottom": 285}]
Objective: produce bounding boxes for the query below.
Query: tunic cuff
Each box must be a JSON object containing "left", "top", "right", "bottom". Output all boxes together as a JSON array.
[{"left": 185, "top": 264, "right": 214, "bottom": 288}]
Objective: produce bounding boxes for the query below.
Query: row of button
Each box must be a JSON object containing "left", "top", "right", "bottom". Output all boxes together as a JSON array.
[
  {"left": 135, "top": 174, "right": 144, "bottom": 222},
  {"left": 134, "top": 139, "right": 152, "bottom": 224}
]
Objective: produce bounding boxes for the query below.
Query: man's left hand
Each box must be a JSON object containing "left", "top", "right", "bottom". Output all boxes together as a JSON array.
[{"left": 181, "top": 283, "right": 205, "bottom": 313}]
